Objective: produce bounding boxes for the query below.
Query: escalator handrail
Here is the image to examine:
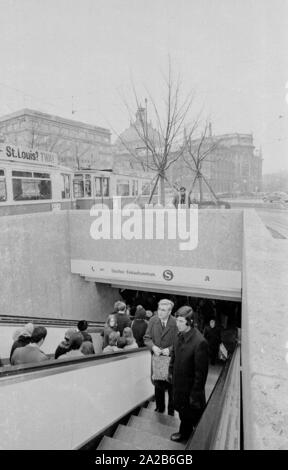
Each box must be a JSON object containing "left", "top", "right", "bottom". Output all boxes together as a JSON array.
[
  {"left": 0, "top": 314, "right": 105, "bottom": 328},
  {"left": 0, "top": 346, "right": 149, "bottom": 381},
  {"left": 185, "top": 344, "right": 240, "bottom": 450}
]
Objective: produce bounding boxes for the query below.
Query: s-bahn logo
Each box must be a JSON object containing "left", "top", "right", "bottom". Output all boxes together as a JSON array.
[{"left": 163, "top": 269, "right": 173, "bottom": 281}]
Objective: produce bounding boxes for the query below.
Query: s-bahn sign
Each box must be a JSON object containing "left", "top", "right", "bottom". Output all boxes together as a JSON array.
[
  {"left": 0, "top": 143, "right": 58, "bottom": 166},
  {"left": 71, "top": 259, "right": 242, "bottom": 300}
]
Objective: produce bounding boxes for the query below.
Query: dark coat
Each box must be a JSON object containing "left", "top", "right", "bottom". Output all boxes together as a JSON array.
[
  {"left": 80, "top": 331, "right": 93, "bottom": 343},
  {"left": 131, "top": 319, "right": 148, "bottom": 348},
  {"left": 172, "top": 192, "right": 193, "bottom": 208},
  {"left": 169, "top": 327, "right": 209, "bottom": 412},
  {"left": 115, "top": 313, "right": 131, "bottom": 336},
  {"left": 144, "top": 315, "right": 178, "bottom": 353},
  {"left": 203, "top": 325, "right": 221, "bottom": 351}
]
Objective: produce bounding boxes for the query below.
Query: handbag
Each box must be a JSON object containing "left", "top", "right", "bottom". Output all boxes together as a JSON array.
[{"left": 152, "top": 355, "right": 171, "bottom": 381}]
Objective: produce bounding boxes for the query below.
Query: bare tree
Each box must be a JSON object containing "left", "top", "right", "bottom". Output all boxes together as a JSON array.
[
  {"left": 183, "top": 122, "right": 220, "bottom": 203},
  {"left": 117, "top": 62, "right": 197, "bottom": 205}
]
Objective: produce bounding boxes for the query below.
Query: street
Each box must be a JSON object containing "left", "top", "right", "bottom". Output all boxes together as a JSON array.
[{"left": 256, "top": 208, "right": 288, "bottom": 238}]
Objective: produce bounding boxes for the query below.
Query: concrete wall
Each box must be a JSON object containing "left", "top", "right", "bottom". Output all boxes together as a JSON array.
[
  {"left": 242, "top": 209, "right": 288, "bottom": 449},
  {"left": 70, "top": 209, "right": 243, "bottom": 271},
  {"left": 0, "top": 350, "right": 153, "bottom": 449},
  {"left": 0, "top": 212, "right": 119, "bottom": 321}
]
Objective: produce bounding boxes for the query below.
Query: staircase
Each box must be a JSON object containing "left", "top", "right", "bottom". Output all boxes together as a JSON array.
[
  {"left": 97, "top": 402, "right": 184, "bottom": 451},
  {"left": 96, "top": 364, "right": 222, "bottom": 451}
]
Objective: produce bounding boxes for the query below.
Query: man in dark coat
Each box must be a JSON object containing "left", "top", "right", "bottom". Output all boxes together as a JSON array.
[
  {"left": 172, "top": 187, "right": 193, "bottom": 208},
  {"left": 144, "top": 299, "right": 178, "bottom": 415},
  {"left": 203, "top": 318, "right": 221, "bottom": 365},
  {"left": 169, "top": 306, "right": 209, "bottom": 443}
]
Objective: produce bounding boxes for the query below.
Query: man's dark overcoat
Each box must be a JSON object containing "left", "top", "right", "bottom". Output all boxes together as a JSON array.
[{"left": 169, "top": 327, "right": 209, "bottom": 412}]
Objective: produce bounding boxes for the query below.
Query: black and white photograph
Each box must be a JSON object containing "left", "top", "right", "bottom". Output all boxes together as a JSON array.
[{"left": 0, "top": 0, "right": 287, "bottom": 455}]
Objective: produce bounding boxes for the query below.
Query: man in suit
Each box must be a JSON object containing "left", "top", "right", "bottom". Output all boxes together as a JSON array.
[
  {"left": 144, "top": 299, "right": 178, "bottom": 416},
  {"left": 169, "top": 306, "right": 209, "bottom": 443}
]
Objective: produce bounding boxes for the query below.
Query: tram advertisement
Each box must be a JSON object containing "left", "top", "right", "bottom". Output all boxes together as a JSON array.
[{"left": 0, "top": 143, "right": 58, "bottom": 166}]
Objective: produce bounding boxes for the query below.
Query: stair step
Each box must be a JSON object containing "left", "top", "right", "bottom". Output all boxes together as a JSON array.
[
  {"left": 147, "top": 401, "right": 157, "bottom": 410},
  {"left": 127, "top": 415, "right": 176, "bottom": 440},
  {"left": 97, "top": 435, "right": 141, "bottom": 451},
  {"left": 146, "top": 401, "right": 179, "bottom": 418},
  {"left": 139, "top": 408, "right": 180, "bottom": 428},
  {"left": 114, "top": 424, "right": 185, "bottom": 450}
]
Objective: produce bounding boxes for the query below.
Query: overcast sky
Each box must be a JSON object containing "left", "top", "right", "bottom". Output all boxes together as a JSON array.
[{"left": 0, "top": 0, "right": 287, "bottom": 173}]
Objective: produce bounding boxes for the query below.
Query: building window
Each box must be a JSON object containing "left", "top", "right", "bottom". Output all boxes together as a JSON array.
[
  {"left": 0, "top": 169, "right": 7, "bottom": 201},
  {"left": 12, "top": 170, "right": 52, "bottom": 201},
  {"left": 61, "top": 174, "right": 71, "bottom": 199},
  {"left": 116, "top": 179, "right": 130, "bottom": 196}
]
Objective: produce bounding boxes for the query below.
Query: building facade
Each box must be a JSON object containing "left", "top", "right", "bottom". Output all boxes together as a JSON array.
[
  {"left": 168, "top": 133, "right": 263, "bottom": 196},
  {"left": 0, "top": 109, "right": 113, "bottom": 170}
]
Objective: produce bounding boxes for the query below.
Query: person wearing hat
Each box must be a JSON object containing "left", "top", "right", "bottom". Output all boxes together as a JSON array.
[
  {"left": 10, "top": 322, "right": 34, "bottom": 363},
  {"left": 11, "top": 326, "right": 48, "bottom": 365},
  {"left": 54, "top": 328, "right": 78, "bottom": 359},
  {"left": 169, "top": 306, "right": 209, "bottom": 443},
  {"left": 144, "top": 299, "right": 178, "bottom": 416}
]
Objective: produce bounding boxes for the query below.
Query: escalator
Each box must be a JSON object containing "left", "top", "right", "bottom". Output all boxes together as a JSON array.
[
  {"left": 0, "top": 347, "right": 239, "bottom": 450},
  {"left": 96, "top": 364, "right": 222, "bottom": 450}
]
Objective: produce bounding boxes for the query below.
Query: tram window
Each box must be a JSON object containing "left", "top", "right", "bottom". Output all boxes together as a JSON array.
[
  {"left": 94, "top": 177, "right": 102, "bottom": 197},
  {"left": 116, "top": 179, "right": 130, "bottom": 196},
  {"left": 73, "top": 179, "right": 84, "bottom": 198},
  {"left": 95, "top": 177, "right": 110, "bottom": 197},
  {"left": 102, "top": 177, "right": 109, "bottom": 196},
  {"left": 12, "top": 178, "right": 52, "bottom": 200},
  {"left": 12, "top": 171, "right": 32, "bottom": 178},
  {"left": 34, "top": 172, "right": 50, "bottom": 179},
  {"left": 142, "top": 182, "right": 150, "bottom": 196},
  {"left": 0, "top": 170, "right": 7, "bottom": 201},
  {"left": 61, "top": 174, "right": 71, "bottom": 199},
  {"left": 84, "top": 175, "right": 91, "bottom": 197},
  {"left": 131, "top": 179, "right": 138, "bottom": 196}
]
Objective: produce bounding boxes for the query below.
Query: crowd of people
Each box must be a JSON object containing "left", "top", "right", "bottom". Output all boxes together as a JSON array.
[
  {"left": 4, "top": 319, "right": 96, "bottom": 366},
  {"left": 0, "top": 294, "right": 239, "bottom": 444}
]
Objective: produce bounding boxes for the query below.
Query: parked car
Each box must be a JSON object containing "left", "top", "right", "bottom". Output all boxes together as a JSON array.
[{"left": 263, "top": 191, "right": 288, "bottom": 203}]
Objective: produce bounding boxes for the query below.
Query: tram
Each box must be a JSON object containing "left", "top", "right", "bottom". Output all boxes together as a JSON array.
[
  {"left": 0, "top": 142, "right": 158, "bottom": 215},
  {"left": 0, "top": 142, "right": 75, "bottom": 216},
  {"left": 73, "top": 169, "right": 158, "bottom": 209}
]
